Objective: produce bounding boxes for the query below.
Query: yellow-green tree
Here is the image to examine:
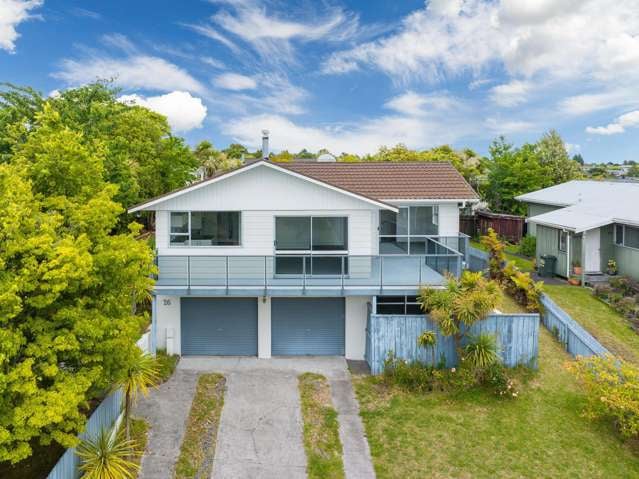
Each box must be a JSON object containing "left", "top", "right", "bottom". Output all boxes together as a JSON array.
[{"left": 0, "top": 106, "right": 155, "bottom": 463}]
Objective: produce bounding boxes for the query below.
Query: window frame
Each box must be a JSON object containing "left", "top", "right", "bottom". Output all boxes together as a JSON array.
[
  {"left": 375, "top": 296, "right": 421, "bottom": 315},
  {"left": 615, "top": 224, "right": 639, "bottom": 251},
  {"left": 558, "top": 230, "right": 568, "bottom": 253},
  {"left": 274, "top": 215, "right": 349, "bottom": 254},
  {"left": 169, "top": 211, "right": 242, "bottom": 247}
]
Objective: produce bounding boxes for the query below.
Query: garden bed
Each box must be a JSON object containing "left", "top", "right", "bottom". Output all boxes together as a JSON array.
[{"left": 593, "top": 276, "right": 639, "bottom": 327}]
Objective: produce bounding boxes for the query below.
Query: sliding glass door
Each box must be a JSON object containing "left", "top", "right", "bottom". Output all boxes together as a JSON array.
[
  {"left": 275, "top": 216, "right": 348, "bottom": 275},
  {"left": 379, "top": 206, "right": 438, "bottom": 254}
]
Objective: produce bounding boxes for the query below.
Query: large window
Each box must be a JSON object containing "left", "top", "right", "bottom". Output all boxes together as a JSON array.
[
  {"left": 170, "top": 211, "right": 240, "bottom": 246},
  {"left": 379, "top": 206, "right": 438, "bottom": 254},
  {"left": 615, "top": 224, "right": 639, "bottom": 250},
  {"left": 275, "top": 216, "right": 348, "bottom": 275}
]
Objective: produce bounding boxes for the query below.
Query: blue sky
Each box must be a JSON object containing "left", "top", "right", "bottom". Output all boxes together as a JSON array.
[{"left": 1, "top": 0, "right": 638, "bottom": 162}]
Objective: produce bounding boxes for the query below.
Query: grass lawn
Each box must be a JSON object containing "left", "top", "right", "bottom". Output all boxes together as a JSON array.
[
  {"left": 543, "top": 284, "right": 639, "bottom": 365},
  {"left": 354, "top": 328, "right": 639, "bottom": 478},
  {"left": 175, "top": 373, "right": 226, "bottom": 479},
  {"left": 470, "top": 240, "right": 534, "bottom": 272},
  {"left": 298, "top": 373, "right": 344, "bottom": 479}
]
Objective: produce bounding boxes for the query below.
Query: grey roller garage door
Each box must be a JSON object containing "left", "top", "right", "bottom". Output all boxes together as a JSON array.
[
  {"left": 271, "top": 298, "right": 345, "bottom": 356},
  {"left": 181, "top": 298, "right": 257, "bottom": 356}
]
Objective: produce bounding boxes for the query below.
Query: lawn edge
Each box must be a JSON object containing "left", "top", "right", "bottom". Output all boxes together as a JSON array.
[
  {"left": 174, "top": 373, "right": 226, "bottom": 479},
  {"left": 298, "top": 372, "right": 345, "bottom": 479}
]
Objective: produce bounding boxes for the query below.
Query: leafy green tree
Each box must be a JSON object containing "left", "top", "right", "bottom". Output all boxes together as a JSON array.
[
  {"left": 270, "top": 150, "right": 294, "bottom": 162},
  {"left": 0, "top": 106, "right": 155, "bottom": 463},
  {"left": 223, "top": 143, "right": 248, "bottom": 159},
  {"left": 193, "top": 141, "right": 240, "bottom": 178},
  {"left": 338, "top": 153, "right": 361, "bottom": 162},
  {"left": 0, "top": 82, "right": 198, "bottom": 209},
  {"left": 572, "top": 153, "right": 584, "bottom": 165},
  {"left": 296, "top": 148, "right": 316, "bottom": 159},
  {"left": 537, "top": 130, "right": 582, "bottom": 184},
  {"left": 484, "top": 137, "right": 548, "bottom": 215}
]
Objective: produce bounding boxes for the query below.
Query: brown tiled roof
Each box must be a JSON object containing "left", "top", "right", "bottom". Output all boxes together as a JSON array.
[{"left": 279, "top": 161, "right": 479, "bottom": 200}]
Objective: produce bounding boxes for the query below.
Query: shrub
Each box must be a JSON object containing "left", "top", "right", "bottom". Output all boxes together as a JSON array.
[
  {"left": 481, "top": 229, "right": 506, "bottom": 281},
  {"left": 518, "top": 235, "right": 536, "bottom": 258},
  {"left": 610, "top": 276, "right": 633, "bottom": 296},
  {"left": 464, "top": 334, "right": 500, "bottom": 369},
  {"left": 481, "top": 362, "right": 520, "bottom": 399},
  {"left": 383, "top": 352, "right": 447, "bottom": 393},
  {"left": 567, "top": 355, "right": 639, "bottom": 440}
]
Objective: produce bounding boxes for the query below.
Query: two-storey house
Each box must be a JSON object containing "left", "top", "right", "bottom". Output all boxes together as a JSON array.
[{"left": 130, "top": 156, "right": 478, "bottom": 360}]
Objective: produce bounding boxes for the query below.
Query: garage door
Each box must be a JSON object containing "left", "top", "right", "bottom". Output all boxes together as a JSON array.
[
  {"left": 181, "top": 298, "right": 257, "bottom": 356},
  {"left": 271, "top": 298, "right": 345, "bottom": 356}
]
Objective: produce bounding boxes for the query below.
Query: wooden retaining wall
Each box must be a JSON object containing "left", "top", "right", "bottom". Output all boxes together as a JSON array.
[
  {"left": 366, "top": 313, "right": 539, "bottom": 375},
  {"left": 540, "top": 293, "right": 609, "bottom": 358}
]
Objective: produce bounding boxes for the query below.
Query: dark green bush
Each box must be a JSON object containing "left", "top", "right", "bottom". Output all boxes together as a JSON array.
[{"left": 518, "top": 235, "right": 536, "bottom": 258}]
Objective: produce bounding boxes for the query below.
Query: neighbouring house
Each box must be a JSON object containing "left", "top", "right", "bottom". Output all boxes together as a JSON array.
[
  {"left": 516, "top": 180, "right": 639, "bottom": 280},
  {"left": 129, "top": 147, "right": 479, "bottom": 361}
]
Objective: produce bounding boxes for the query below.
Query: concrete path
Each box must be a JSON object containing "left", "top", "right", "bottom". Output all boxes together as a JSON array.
[
  {"left": 134, "top": 369, "right": 200, "bottom": 479},
  {"left": 179, "top": 356, "right": 375, "bottom": 479}
]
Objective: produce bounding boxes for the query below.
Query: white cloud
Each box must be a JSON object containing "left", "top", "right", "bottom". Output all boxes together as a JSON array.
[
  {"left": 323, "top": 0, "right": 639, "bottom": 91},
  {"left": 559, "top": 88, "right": 639, "bottom": 116},
  {"left": 485, "top": 117, "right": 536, "bottom": 135},
  {"left": 53, "top": 55, "right": 206, "bottom": 94},
  {"left": 213, "top": 72, "right": 256, "bottom": 91},
  {"left": 119, "top": 91, "right": 207, "bottom": 132},
  {"left": 70, "top": 7, "right": 101, "bottom": 20},
  {"left": 384, "top": 91, "right": 461, "bottom": 116},
  {"left": 489, "top": 80, "right": 532, "bottom": 107},
  {"left": 192, "top": 1, "right": 359, "bottom": 65},
  {"left": 101, "top": 33, "right": 137, "bottom": 53},
  {"left": 0, "top": 0, "right": 42, "bottom": 53},
  {"left": 586, "top": 110, "right": 639, "bottom": 135},
  {"left": 202, "top": 56, "right": 225, "bottom": 69}
]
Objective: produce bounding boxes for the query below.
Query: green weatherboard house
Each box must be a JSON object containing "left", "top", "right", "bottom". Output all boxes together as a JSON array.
[{"left": 516, "top": 180, "right": 639, "bottom": 280}]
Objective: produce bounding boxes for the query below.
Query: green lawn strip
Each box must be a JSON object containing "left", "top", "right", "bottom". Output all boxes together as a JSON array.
[
  {"left": 544, "top": 284, "right": 639, "bottom": 365},
  {"left": 156, "top": 349, "right": 180, "bottom": 383},
  {"left": 298, "top": 373, "right": 345, "bottom": 479},
  {"left": 175, "top": 373, "right": 226, "bottom": 479},
  {"left": 131, "top": 418, "right": 150, "bottom": 476},
  {"left": 470, "top": 240, "right": 534, "bottom": 272},
  {"left": 354, "top": 329, "right": 639, "bottom": 479}
]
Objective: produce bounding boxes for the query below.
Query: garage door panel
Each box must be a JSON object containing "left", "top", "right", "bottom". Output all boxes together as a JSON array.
[
  {"left": 271, "top": 298, "right": 344, "bottom": 356},
  {"left": 181, "top": 298, "right": 257, "bottom": 356}
]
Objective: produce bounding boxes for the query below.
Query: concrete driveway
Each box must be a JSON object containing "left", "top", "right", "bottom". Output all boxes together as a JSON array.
[{"left": 178, "top": 356, "right": 375, "bottom": 479}]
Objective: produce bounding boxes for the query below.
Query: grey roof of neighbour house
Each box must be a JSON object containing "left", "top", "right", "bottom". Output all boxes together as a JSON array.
[{"left": 516, "top": 180, "right": 639, "bottom": 232}]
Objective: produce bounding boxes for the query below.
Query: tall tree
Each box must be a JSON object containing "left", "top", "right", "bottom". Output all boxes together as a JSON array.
[
  {"left": 537, "top": 130, "right": 582, "bottom": 184},
  {"left": 223, "top": 143, "right": 248, "bottom": 159},
  {"left": 0, "top": 105, "right": 155, "bottom": 463},
  {"left": 0, "top": 82, "right": 198, "bottom": 209},
  {"left": 484, "top": 137, "right": 548, "bottom": 215},
  {"left": 572, "top": 153, "right": 584, "bottom": 165},
  {"left": 193, "top": 141, "right": 240, "bottom": 178}
]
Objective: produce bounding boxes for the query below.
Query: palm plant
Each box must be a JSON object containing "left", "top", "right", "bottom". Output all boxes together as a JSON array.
[
  {"left": 419, "top": 270, "right": 501, "bottom": 361},
  {"left": 464, "top": 334, "right": 500, "bottom": 369},
  {"left": 77, "top": 427, "right": 140, "bottom": 479},
  {"left": 117, "top": 348, "right": 160, "bottom": 442},
  {"left": 417, "top": 331, "right": 437, "bottom": 366}
]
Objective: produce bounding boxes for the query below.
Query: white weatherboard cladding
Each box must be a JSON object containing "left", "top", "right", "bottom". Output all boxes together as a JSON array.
[
  {"left": 156, "top": 209, "right": 375, "bottom": 256},
  {"left": 152, "top": 165, "right": 380, "bottom": 211},
  {"left": 437, "top": 203, "right": 459, "bottom": 236}
]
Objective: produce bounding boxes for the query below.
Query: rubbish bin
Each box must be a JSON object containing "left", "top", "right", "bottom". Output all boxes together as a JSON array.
[{"left": 539, "top": 255, "right": 557, "bottom": 277}]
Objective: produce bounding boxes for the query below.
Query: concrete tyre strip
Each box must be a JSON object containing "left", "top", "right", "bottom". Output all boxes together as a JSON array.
[{"left": 134, "top": 369, "right": 200, "bottom": 479}]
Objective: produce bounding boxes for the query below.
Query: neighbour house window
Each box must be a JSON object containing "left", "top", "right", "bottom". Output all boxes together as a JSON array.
[
  {"left": 375, "top": 296, "right": 421, "bottom": 315},
  {"left": 379, "top": 206, "right": 439, "bottom": 254},
  {"left": 616, "top": 224, "right": 639, "bottom": 250},
  {"left": 558, "top": 230, "right": 568, "bottom": 252},
  {"left": 275, "top": 216, "right": 348, "bottom": 275},
  {"left": 169, "top": 211, "right": 240, "bottom": 246}
]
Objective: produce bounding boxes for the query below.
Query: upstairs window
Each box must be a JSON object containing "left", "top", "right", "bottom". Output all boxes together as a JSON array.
[
  {"left": 170, "top": 211, "right": 241, "bottom": 246},
  {"left": 379, "top": 206, "right": 439, "bottom": 254}
]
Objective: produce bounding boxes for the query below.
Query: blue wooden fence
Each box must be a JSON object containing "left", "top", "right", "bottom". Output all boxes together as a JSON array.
[
  {"left": 366, "top": 313, "right": 539, "bottom": 374},
  {"left": 540, "top": 293, "right": 609, "bottom": 358},
  {"left": 467, "top": 246, "right": 489, "bottom": 272},
  {"left": 47, "top": 389, "right": 124, "bottom": 479}
]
